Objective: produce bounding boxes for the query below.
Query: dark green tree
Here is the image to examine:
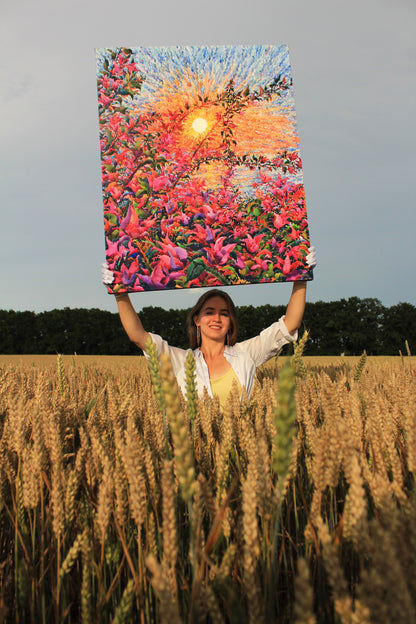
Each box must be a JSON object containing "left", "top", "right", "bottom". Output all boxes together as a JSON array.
[
  {"left": 380, "top": 302, "right": 416, "bottom": 355},
  {"left": 303, "top": 297, "right": 385, "bottom": 355},
  {"left": 0, "top": 298, "right": 414, "bottom": 356}
]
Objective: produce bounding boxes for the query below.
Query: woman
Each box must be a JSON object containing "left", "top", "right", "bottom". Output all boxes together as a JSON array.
[{"left": 102, "top": 247, "right": 316, "bottom": 407}]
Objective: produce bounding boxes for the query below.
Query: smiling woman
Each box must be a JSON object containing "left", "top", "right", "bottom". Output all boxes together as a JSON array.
[{"left": 103, "top": 247, "right": 316, "bottom": 408}]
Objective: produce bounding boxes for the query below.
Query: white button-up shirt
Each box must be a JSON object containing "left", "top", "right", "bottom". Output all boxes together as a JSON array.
[{"left": 146, "top": 316, "right": 297, "bottom": 398}]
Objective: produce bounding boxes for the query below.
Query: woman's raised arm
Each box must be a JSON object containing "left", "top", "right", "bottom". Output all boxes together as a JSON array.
[
  {"left": 115, "top": 294, "right": 150, "bottom": 351},
  {"left": 283, "top": 281, "right": 307, "bottom": 335},
  {"left": 283, "top": 247, "right": 316, "bottom": 334}
]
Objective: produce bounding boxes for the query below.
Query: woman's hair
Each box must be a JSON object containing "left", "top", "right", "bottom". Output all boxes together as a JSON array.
[{"left": 187, "top": 289, "right": 239, "bottom": 349}]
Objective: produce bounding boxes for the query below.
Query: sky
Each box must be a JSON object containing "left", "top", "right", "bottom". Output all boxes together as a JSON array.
[{"left": 1, "top": 0, "right": 415, "bottom": 314}]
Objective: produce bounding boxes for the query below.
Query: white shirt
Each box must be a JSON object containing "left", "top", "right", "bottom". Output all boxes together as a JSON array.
[{"left": 146, "top": 316, "right": 297, "bottom": 399}]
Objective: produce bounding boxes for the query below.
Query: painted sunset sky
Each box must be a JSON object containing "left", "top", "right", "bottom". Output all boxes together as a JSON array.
[{"left": 96, "top": 45, "right": 302, "bottom": 193}]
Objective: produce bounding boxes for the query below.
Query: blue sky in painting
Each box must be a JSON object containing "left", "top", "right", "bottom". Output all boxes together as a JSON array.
[
  {"left": 1, "top": 0, "right": 415, "bottom": 314},
  {"left": 128, "top": 45, "right": 293, "bottom": 98},
  {"left": 96, "top": 45, "right": 294, "bottom": 119}
]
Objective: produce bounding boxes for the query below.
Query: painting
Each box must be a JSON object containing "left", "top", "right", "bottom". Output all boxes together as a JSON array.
[{"left": 96, "top": 45, "right": 313, "bottom": 294}]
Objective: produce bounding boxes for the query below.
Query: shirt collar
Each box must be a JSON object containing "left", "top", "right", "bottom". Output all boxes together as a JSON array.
[{"left": 194, "top": 346, "right": 238, "bottom": 358}]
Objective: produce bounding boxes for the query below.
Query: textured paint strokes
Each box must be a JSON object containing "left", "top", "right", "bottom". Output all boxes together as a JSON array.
[{"left": 96, "top": 45, "right": 313, "bottom": 293}]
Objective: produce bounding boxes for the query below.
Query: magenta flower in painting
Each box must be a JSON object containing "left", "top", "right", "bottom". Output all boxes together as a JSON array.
[
  {"left": 159, "top": 246, "right": 187, "bottom": 271},
  {"left": 205, "top": 236, "right": 236, "bottom": 266}
]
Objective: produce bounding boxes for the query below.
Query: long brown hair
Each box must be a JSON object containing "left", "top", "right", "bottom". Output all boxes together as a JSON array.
[{"left": 187, "top": 289, "right": 239, "bottom": 349}]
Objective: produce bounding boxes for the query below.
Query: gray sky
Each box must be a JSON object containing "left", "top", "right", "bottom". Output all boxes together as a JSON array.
[{"left": 1, "top": 0, "right": 415, "bottom": 313}]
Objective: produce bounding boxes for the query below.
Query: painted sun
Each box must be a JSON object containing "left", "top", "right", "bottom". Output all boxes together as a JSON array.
[
  {"left": 182, "top": 106, "right": 220, "bottom": 141},
  {"left": 192, "top": 117, "right": 208, "bottom": 134}
]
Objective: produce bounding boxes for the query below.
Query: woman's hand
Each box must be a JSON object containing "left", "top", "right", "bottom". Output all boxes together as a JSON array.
[
  {"left": 101, "top": 262, "right": 150, "bottom": 350},
  {"left": 101, "top": 262, "right": 114, "bottom": 286},
  {"left": 306, "top": 246, "right": 317, "bottom": 269}
]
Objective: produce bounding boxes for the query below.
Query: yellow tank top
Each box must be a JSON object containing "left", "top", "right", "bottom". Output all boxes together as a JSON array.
[{"left": 210, "top": 367, "right": 242, "bottom": 409}]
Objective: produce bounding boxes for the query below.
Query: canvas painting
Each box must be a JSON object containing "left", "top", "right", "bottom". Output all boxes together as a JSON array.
[{"left": 96, "top": 45, "right": 313, "bottom": 294}]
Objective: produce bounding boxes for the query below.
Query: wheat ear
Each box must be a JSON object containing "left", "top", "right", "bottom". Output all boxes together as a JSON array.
[{"left": 160, "top": 353, "right": 195, "bottom": 504}]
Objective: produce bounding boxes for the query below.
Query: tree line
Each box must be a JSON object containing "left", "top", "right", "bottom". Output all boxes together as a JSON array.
[{"left": 0, "top": 297, "right": 414, "bottom": 356}]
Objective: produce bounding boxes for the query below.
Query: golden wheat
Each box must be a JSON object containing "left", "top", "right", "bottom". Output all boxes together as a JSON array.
[{"left": 0, "top": 353, "right": 415, "bottom": 622}]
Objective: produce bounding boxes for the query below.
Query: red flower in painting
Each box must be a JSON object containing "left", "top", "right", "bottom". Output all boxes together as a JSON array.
[
  {"left": 149, "top": 174, "right": 170, "bottom": 192},
  {"left": 206, "top": 236, "right": 236, "bottom": 266},
  {"left": 188, "top": 224, "right": 214, "bottom": 245},
  {"left": 282, "top": 255, "right": 292, "bottom": 275},
  {"left": 273, "top": 213, "right": 288, "bottom": 229},
  {"left": 99, "top": 92, "right": 112, "bottom": 106},
  {"left": 242, "top": 233, "right": 265, "bottom": 254},
  {"left": 107, "top": 183, "right": 122, "bottom": 201}
]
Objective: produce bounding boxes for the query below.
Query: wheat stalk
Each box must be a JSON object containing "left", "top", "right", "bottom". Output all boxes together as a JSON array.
[{"left": 159, "top": 353, "right": 195, "bottom": 504}]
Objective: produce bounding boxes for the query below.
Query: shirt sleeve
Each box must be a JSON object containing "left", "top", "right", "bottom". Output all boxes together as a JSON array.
[
  {"left": 144, "top": 332, "right": 188, "bottom": 379},
  {"left": 236, "top": 316, "right": 298, "bottom": 367}
]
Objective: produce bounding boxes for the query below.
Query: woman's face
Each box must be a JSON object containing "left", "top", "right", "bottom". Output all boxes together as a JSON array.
[{"left": 194, "top": 295, "right": 231, "bottom": 345}]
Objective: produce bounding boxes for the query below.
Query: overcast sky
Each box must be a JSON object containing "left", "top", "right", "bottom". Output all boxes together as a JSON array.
[{"left": 1, "top": 0, "right": 415, "bottom": 313}]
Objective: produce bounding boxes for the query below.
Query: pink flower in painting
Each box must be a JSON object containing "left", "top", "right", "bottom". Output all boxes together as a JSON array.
[
  {"left": 107, "top": 183, "right": 122, "bottom": 201},
  {"left": 281, "top": 253, "right": 304, "bottom": 277},
  {"left": 141, "top": 263, "right": 186, "bottom": 289},
  {"left": 162, "top": 247, "right": 187, "bottom": 271},
  {"left": 99, "top": 92, "right": 112, "bottom": 106},
  {"left": 234, "top": 255, "right": 246, "bottom": 270},
  {"left": 273, "top": 213, "right": 288, "bottom": 229},
  {"left": 141, "top": 266, "right": 166, "bottom": 290},
  {"left": 156, "top": 239, "right": 188, "bottom": 272},
  {"left": 288, "top": 246, "right": 304, "bottom": 261},
  {"left": 121, "top": 205, "right": 150, "bottom": 238},
  {"left": 151, "top": 174, "right": 170, "bottom": 192},
  {"left": 201, "top": 204, "right": 219, "bottom": 224},
  {"left": 252, "top": 259, "right": 270, "bottom": 272},
  {"left": 105, "top": 239, "right": 123, "bottom": 260},
  {"left": 242, "top": 233, "right": 264, "bottom": 254},
  {"left": 272, "top": 188, "right": 287, "bottom": 200},
  {"left": 127, "top": 177, "right": 141, "bottom": 194},
  {"left": 282, "top": 256, "right": 292, "bottom": 275},
  {"left": 112, "top": 62, "right": 123, "bottom": 76},
  {"left": 261, "top": 195, "right": 274, "bottom": 211},
  {"left": 259, "top": 172, "right": 273, "bottom": 185},
  {"left": 232, "top": 224, "right": 250, "bottom": 238},
  {"left": 216, "top": 209, "right": 234, "bottom": 225},
  {"left": 189, "top": 224, "right": 214, "bottom": 244},
  {"left": 206, "top": 237, "right": 236, "bottom": 266}
]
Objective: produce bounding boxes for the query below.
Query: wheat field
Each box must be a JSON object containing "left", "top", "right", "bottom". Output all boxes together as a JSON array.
[{"left": 0, "top": 345, "right": 415, "bottom": 623}]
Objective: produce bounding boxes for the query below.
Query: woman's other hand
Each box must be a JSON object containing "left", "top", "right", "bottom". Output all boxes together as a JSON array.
[
  {"left": 101, "top": 262, "right": 114, "bottom": 286},
  {"left": 306, "top": 246, "right": 317, "bottom": 269}
]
